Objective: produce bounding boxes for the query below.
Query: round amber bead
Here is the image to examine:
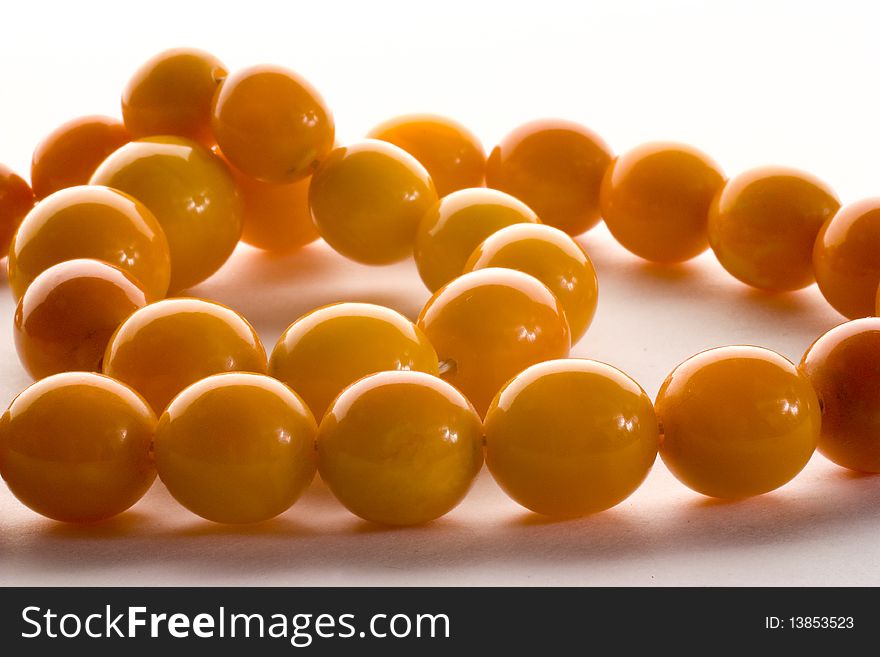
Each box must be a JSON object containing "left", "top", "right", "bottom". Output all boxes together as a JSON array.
[
  {"left": 317, "top": 370, "right": 483, "bottom": 526},
  {"left": 0, "top": 372, "right": 156, "bottom": 522},
  {"left": 8, "top": 185, "right": 170, "bottom": 301},
  {"left": 657, "top": 346, "right": 820, "bottom": 499},
  {"left": 0, "top": 164, "right": 35, "bottom": 258},
  {"left": 600, "top": 142, "right": 725, "bottom": 263},
  {"left": 708, "top": 167, "right": 840, "bottom": 291},
  {"left": 103, "top": 298, "right": 267, "bottom": 414},
  {"left": 485, "top": 119, "right": 612, "bottom": 235},
  {"left": 415, "top": 188, "right": 539, "bottom": 292},
  {"left": 155, "top": 372, "right": 317, "bottom": 524}
]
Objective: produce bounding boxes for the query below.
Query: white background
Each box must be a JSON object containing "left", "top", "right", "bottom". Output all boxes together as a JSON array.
[{"left": 1, "top": 0, "right": 879, "bottom": 586}]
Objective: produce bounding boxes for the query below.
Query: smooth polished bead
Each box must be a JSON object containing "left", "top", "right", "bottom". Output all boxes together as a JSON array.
[
  {"left": 155, "top": 373, "right": 317, "bottom": 524},
  {"left": 103, "top": 298, "right": 267, "bottom": 414},
  {"left": 269, "top": 302, "right": 439, "bottom": 421},
  {"left": 485, "top": 359, "right": 658, "bottom": 516},
  {"left": 600, "top": 142, "right": 725, "bottom": 263},
  {"left": 122, "top": 48, "right": 227, "bottom": 144},
  {"left": 211, "top": 64, "right": 334, "bottom": 183},
  {"left": 417, "top": 267, "right": 570, "bottom": 415},
  {"left": 14, "top": 259, "right": 148, "bottom": 379},
  {"left": 0, "top": 372, "right": 156, "bottom": 523},
  {"left": 310, "top": 140, "right": 438, "bottom": 264},
  {"left": 317, "top": 370, "right": 483, "bottom": 526},
  {"left": 0, "top": 164, "right": 35, "bottom": 258},
  {"left": 708, "top": 167, "right": 840, "bottom": 291},
  {"left": 90, "top": 137, "right": 242, "bottom": 292},
  {"left": 31, "top": 116, "right": 131, "bottom": 199},
  {"left": 415, "top": 188, "right": 539, "bottom": 292},
  {"left": 800, "top": 318, "right": 880, "bottom": 472},
  {"left": 657, "top": 346, "right": 820, "bottom": 499},
  {"left": 813, "top": 198, "right": 880, "bottom": 319},
  {"left": 485, "top": 119, "right": 613, "bottom": 235},
  {"left": 367, "top": 114, "right": 485, "bottom": 196},
  {"left": 8, "top": 185, "right": 170, "bottom": 301},
  {"left": 464, "top": 223, "right": 598, "bottom": 343}
]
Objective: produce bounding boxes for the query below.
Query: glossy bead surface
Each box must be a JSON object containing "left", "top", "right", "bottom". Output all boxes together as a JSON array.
[
  {"left": 485, "top": 119, "right": 613, "bottom": 235},
  {"left": 417, "top": 268, "right": 571, "bottom": 415},
  {"left": 211, "top": 64, "right": 334, "bottom": 183},
  {"left": 657, "top": 346, "right": 820, "bottom": 499},
  {"left": 310, "top": 140, "right": 438, "bottom": 264},
  {"left": 485, "top": 359, "right": 658, "bottom": 516},
  {"left": 600, "top": 142, "right": 725, "bottom": 263},
  {"left": 31, "top": 115, "right": 131, "bottom": 199},
  {"left": 415, "top": 188, "right": 539, "bottom": 292},
  {"left": 367, "top": 114, "right": 485, "bottom": 196},
  {"left": 14, "top": 259, "right": 148, "bottom": 379},
  {"left": 155, "top": 373, "right": 317, "bottom": 524},
  {"left": 464, "top": 223, "right": 598, "bottom": 343},
  {"left": 0, "top": 372, "right": 156, "bottom": 522},
  {"left": 318, "top": 370, "right": 483, "bottom": 526},
  {"left": 8, "top": 185, "right": 170, "bottom": 301},
  {"left": 800, "top": 318, "right": 880, "bottom": 472},
  {"left": 0, "top": 164, "right": 35, "bottom": 258},
  {"left": 90, "top": 137, "right": 242, "bottom": 292},
  {"left": 122, "top": 48, "right": 226, "bottom": 144},
  {"left": 708, "top": 167, "right": 840, "bottom": 291},
  {"left": 269, "top": 302, "right": 439, "bottom": 420},
  {"left": 103, "top": 298, "right": 267, "bottom": 413},
  {"left": 813, "top": 199, "right": 880, "bottom": 319}
]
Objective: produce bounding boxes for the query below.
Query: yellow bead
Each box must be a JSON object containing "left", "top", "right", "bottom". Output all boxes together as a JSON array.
[
  {"left": 417, "top": 268, "right": 570, "bottom": 416},
  {"left": 0, "top": 372, "right": 156, "bottom": 523},
  {"left": 269, "top": 302, "right": 439, "bottom": 421},
  {"left": 600, "top": 142, "right": 725, "bottom": 263},
  {"left": 310, "top": 140, "right": 438, "bottom": 264},
  {"left": 155, "top": 373, "right": 317, "bottom": 524},
  {"left": 657, "top": 346, "right": 820, "bottom": 499},
  {"left": 317, "top": 370, "right": 483, "bottom": 526},
  {"left": 415, "top": 188, "right": 539, "bottom": 292},
  {"left": 103, "top": 298, "right": 267, "bottom": 414},
  {"left": 464, "top": 223, "right": 598, "bottom": 343},
  {"left": 485, "top": 359, "right": 658, "bottom": 516}
]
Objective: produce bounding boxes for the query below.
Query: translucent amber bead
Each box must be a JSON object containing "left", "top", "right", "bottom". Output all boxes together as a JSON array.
[
  {"left": 103, "top": 298, "right": 267, "bottom": 413},
  {"left": 485, "top": 359, "right": 658, "bottom": 516},
  {"left": 414, "top": 188, "right": 539, "bottom": 292},
  {"left": 657, "top": 346, "right": 820, "bottom": 498},
  {"left": 14, "top": 259, "right": 148, "bottom": 379},
  {"left": 31, "top": 115, "right": 131, "bottom": 199},
  {"left": 708, "top": 167, "right": 840, "bottom": 291},
  {"left": 0, "top": 372, "right": 156, "bottom": 522},
  {"left": 310, "top": 141, "right": 438, "bottom": 264},
  {"left": 317, "top": 370, "right": 483, "bottom": 526},
  {"left": 0, "top": 164, "right": 35, "bottom": 258},
  {"left": 800, "top": 318, "right": 880, "bottom": 472},
  {"left": 155, "top": 373, "right": 317, "bottom": 524},
  {"left": 485, "top": 119, "right": 613, "bottom": 235},
  {"left": 600, "top": 142, "right": 725, "bottom": 263},
  {"left": 464, "top": 223, "right": 598, "bottom": 343},
  {"left": 269, "top": 302, "right": 439, "bottom": 420},
  {"left": 90, "top": 137, "right": 242, "bottom": 292},
  {"left": 813, "top": 199, "right": 880, "bottom": 319},
  {"left": 211, "top": 64, "right": 334, "bottom": 183},
  {"left": 417, "top": 268, "right": 570, "bottom": 415},
  {"left": 367, "top": 114, "right": 485, "bottom": 196},
  {"left": 8, "top": 185, "right": 170, "bottom": 301}
]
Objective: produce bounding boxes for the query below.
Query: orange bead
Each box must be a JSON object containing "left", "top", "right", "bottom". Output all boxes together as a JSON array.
[
  {"left": 367, "top": 114, "right": 485, "bottom": 196},
  {"left": 211, "top": 64, "right": 334, "bottom": 184},
  {"left": 813, "top": 198, "right": 880, "bottom": 319},
  {"left": 31, "top": 116, "right": 131, "bottom": 199},
  {"left": 0, "top": 164, "right": 35, "bottom": 258},
  {"left": 14, "top": 259, "right": 148, "bottom": 379},
  {"left": 600, "top": 142, "right": 725, "bottom": 263},
  {"left": 800, "top": 318, "right": 880, "bottom": 473},
  {"left": 485, "top": 119, "right": 613, "bottom": 235},
  {"left": 708, "top": 167, "right": 840, "bottom": 291}
]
